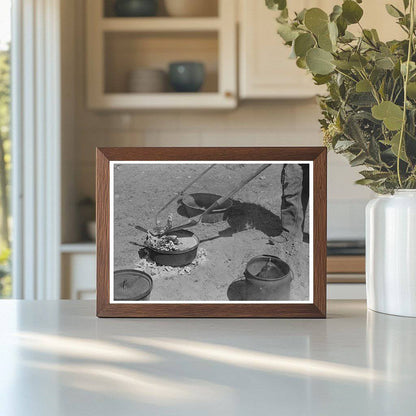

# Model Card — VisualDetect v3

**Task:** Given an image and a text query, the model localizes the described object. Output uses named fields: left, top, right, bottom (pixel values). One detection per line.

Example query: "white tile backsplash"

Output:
left=328, top=152, right=374, bottom=200
left=328, top=199, right=368, bottom=240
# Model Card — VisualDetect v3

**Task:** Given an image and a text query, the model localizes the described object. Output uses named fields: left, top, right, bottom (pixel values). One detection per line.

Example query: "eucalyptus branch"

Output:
left=397, top=0, right=415, bottom=188
left=393, top=86, right=404, bottom=103
left=358, top=22, right=378, bottom=49
left=358, top=69, right=381, bottom=104
left=267, top=0, right=416, bottom=193
left=390, top=79, right=398, bottom=101
left=334, top=68, right=358, bottom=83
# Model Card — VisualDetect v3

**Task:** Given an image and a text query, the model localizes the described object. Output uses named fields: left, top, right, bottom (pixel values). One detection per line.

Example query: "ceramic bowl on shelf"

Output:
left=114, top=0, right=158, bottom=17
left=127, top=68, right=167, bottom=93
left=168, top=62, right=205, bottom=92
left=164, top=0, right=217, bottom=17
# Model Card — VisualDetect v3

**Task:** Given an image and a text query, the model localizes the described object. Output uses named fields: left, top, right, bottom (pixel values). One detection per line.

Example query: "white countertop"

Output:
left=0, top=300, right=415, bottom=415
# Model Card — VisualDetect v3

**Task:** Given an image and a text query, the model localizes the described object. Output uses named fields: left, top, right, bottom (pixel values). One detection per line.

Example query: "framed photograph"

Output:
left=96, top=147, right=327, bottom=318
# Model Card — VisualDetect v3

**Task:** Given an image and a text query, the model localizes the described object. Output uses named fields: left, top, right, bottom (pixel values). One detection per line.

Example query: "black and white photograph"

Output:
left=110, top=161, right=313, bottom=303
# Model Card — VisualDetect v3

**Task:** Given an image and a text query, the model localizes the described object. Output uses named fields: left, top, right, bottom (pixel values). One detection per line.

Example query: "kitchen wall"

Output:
left=62, top=0, right=373, bottom=243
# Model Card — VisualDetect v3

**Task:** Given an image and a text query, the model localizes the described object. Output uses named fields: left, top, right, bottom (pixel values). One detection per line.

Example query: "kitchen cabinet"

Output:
left=87, top=0, right=405, bottom=107
left=238, top=0, right=404, bottom=99
left=61, top=244, right=96, bottom=300
left=239, top=0, right=323, bottom=99
left=86, top=0, right=237, bottom=109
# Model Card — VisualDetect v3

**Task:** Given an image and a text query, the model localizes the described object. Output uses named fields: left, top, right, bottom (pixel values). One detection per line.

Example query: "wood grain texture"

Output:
left=96, top=147, right=327, bottom=318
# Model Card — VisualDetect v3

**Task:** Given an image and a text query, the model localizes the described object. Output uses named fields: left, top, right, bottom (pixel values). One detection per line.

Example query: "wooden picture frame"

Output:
left=96, top=147, right=327, bottom=318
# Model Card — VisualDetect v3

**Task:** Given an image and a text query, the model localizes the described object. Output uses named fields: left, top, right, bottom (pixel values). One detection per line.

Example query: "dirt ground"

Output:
left=113, top=163, right=310, bottom=301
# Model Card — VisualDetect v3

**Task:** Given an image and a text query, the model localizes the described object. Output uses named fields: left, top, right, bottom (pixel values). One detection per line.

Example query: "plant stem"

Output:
left=358, top=69, right=380, bottom=104
left=390, top=79, right=398, bottom=101
left=358, top=22, right=378, bottom=49
left=334, top=68, right=357, bottom=83
left=397, top=0, right=415, bottom=188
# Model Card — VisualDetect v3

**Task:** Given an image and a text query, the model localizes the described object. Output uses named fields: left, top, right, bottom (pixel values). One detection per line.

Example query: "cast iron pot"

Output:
left=114, top=0, right=158, bottom=17
left=146, top=229, right=199, bottom=267
left=181, top=193, right=233, bottom=223
left=227, top=255, right=293, bottom=301
left=114, top=269, right=153, bottom=301
left=245, top=255, right=293, bottom=300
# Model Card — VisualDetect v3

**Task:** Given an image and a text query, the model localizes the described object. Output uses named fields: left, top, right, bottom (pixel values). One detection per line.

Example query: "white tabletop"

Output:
left=0, top=300, right=415, bottom=416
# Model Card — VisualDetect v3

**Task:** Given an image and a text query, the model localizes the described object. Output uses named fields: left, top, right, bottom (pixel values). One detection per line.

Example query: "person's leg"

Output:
left=274, top=163, right=304, bottom=242
left=301, top=164, right=309, bottom=238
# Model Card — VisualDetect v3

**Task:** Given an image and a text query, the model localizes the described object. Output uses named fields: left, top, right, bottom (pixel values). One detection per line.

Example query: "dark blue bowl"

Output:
left=169, top=62, right=205, bottom=93
left=114, top=0, right=158, bottom=17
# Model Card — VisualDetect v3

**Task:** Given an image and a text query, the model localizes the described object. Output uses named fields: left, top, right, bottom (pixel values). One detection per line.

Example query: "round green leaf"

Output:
left=266, top=0, right=287, bottom=11
left=318, top=32, right=333, bottom=52
left=306, top=48, right=335, bottom=75
left=382, top=133, right=409, bottom=162
left=350, top=53, right=368, bottom=69
left=330, top=5, right=343, bottom=22
left=336, top=15, right=348, bottom=35
left=356, top=79, right=372, bottom=92
left=313, top=74, right=332, bottom=85
left=294, top=33, right=315, bottom=57
left=296, top=8, right=307, bottom=22
left=304, top=8, right=329, bottom=35
left=318, top=21, right=338, bottom=52
left=375, top=56, right=395, bottom=70
left=317, top=22, right=338, bottom=52
left=407, top=82, right=416, bottom=99
left=277, top=23, right=299, bottom=42
left=342, top=0, right=363, bottom=24
left=328, top=21, right=338, bottom=42
left=296, top=57, right=307, bottom=69
left=371, top=101, right=403, bottom=131
left=333, top=59, right=353, bottom=70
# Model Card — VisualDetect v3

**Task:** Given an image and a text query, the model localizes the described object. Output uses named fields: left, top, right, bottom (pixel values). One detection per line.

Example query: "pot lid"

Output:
left=114, top=269, right=153, bottom=301
left=246, top=255, right=291, bottom=281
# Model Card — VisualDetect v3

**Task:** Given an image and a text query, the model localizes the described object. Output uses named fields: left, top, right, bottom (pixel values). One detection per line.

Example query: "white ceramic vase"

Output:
left=366, top=190, right=416, bottom=317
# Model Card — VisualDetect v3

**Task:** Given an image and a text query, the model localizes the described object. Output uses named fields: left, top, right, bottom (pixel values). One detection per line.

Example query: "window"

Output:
left=0, top=0, right=11, bottom=298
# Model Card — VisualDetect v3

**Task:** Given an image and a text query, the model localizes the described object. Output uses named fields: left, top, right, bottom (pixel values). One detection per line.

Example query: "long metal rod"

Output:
left=155, top=164, right=215, bottom=225
left=159, top=164, right=272, bottom=235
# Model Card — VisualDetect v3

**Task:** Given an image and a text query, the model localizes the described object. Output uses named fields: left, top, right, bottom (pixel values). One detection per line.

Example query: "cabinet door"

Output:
left=62, top=253, right=96, bottom=300
left=239, top=0, right=320, bottom=99
left=238, top=0, right=404, bottom=99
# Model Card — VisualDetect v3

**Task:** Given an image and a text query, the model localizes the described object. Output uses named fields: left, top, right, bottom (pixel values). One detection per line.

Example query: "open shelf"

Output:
left=103, top=0, right=219, bottom=18
left=61, top=242, right=96, bottom=254
left=86, top=0, right=237, bottom=109
left=104, top=31, right=219, bottom=94
left=101, top=17, right=221, bottom=32
left=90, top=92, right=235, bottom=109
